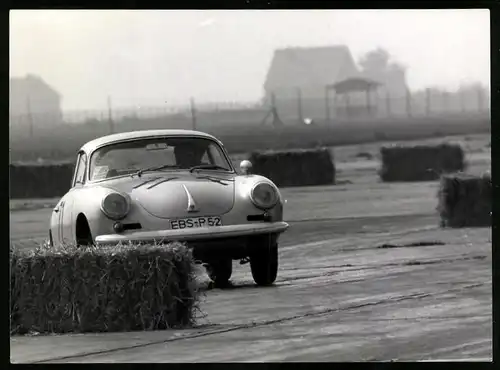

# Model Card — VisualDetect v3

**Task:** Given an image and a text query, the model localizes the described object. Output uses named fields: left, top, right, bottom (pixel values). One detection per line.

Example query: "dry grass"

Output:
left=248, top=148, right=335, bottom=187
left=10, top=242, right=199, bottom=335
left=437, top=173, right=491, bottom=228
left=379, top=143, right=465, bottom=182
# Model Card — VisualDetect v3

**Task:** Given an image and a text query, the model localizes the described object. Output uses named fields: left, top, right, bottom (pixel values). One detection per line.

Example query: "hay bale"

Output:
left=10, top=242, right=198, bottom=335
left=248, top=148, right=335, bottom=187
left=437, top=173, right=491, bottom=228
left=379, top=143, right=465, bottom=182
left=9, top=162, right=74, bottom=199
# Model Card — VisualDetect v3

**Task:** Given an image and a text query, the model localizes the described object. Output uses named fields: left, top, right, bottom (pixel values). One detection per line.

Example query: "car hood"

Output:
left=99, top=173, right=236, bottom=219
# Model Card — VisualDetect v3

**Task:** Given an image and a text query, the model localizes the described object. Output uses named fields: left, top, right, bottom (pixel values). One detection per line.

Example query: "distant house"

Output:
left=9, top=74, right=63, bottom=126
left=263, top=45, right=359, bottom=102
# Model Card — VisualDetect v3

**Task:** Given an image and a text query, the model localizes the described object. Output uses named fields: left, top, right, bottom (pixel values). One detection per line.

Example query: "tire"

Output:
left=250, top=240, right=278, bottom=286
left=206, top=259, right=233, bottom=286
left=76, top=217, right=94, bottom=247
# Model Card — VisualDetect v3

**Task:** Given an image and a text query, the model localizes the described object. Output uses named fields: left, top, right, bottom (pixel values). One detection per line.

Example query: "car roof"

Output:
left=79, top=129, right=220, bottom=154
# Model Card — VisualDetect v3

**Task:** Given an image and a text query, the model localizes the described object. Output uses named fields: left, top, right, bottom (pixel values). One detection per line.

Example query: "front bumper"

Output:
left=94, top=221, right=289, bottom=245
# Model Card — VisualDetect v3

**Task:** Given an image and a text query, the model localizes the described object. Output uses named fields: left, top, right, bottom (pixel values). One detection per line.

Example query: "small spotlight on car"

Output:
left=304, top=118, right=313, bottom=125
left=113, top=222, right=124, bottom=233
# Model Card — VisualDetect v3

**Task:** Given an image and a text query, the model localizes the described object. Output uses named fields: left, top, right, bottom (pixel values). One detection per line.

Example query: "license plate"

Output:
left=170, top=216, right=223, bottom=230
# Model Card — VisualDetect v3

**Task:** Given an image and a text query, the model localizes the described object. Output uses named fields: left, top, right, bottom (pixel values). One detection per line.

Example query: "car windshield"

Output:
left=88, top=137, right=233, bottom=181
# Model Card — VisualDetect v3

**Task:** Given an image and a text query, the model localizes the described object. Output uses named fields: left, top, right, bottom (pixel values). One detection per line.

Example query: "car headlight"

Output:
left=250, top=182, right=279, bottom=209
left=101, top=192, right=130, bottom=220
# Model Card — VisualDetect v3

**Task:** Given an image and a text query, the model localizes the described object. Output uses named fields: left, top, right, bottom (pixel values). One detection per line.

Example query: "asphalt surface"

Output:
left=10, top=137, right=492, bottom=363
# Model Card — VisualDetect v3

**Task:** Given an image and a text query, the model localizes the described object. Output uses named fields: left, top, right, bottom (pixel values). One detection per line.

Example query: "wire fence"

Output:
left=270, top=85, right=490, bottom=122
left=9, top=85, right=490, bottom=139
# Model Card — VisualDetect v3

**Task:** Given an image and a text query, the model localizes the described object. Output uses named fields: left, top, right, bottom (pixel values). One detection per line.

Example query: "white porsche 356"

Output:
left=49, top=129, right=289, bottom=286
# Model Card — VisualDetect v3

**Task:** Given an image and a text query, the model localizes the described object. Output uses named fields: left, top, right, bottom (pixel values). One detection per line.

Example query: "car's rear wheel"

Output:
left=250, top=238, right=278, bottom=286
left=206, top=259, right=233, bottom=286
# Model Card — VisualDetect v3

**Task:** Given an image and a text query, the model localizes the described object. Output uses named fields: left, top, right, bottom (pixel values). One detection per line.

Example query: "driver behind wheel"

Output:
left=174, top=143, right=206, bottom=168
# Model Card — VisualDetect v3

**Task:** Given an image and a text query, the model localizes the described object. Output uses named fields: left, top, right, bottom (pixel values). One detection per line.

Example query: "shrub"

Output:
left=248, top=148, right=335, bottom=187
left=437, top=173, right=491, bottom=228
left=10, top=163, right=74, bottom=199
left=10, top=242, right=199, bottom=335
left=379, top=143, right=465, bottom=182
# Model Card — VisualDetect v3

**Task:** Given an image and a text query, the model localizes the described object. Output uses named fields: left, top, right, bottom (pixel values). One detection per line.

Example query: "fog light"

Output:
left=114, top=222, right=124, bottom=233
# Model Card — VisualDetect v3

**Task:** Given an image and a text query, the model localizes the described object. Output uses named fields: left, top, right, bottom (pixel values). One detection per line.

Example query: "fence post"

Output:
left=297, top=87, right=303, bottom=123
left=325, top=86, right=330, bottom=123
left=442, top=91, right=448, bottom=114
left=460, top=90, right=465, bottom=113
left=26, top=95, right=34, bottom=138
left=385, top=91, right=391, bottom=117
left=107, top=95, right=114, bottom=134
left=425, top=88, right=431, bottom=117
left=190, top=97, right=197, bottom=131
left=477, top=87, right=483, bottom=113
left=405, top=88, right=412, bottom=118
left=365, top=89, right=370, bottom=115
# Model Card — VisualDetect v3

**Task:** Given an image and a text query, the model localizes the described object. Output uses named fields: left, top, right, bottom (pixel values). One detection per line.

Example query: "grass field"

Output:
left=10, top=132, right=491, bottom=362
left=9, top=113, right=490, bottom=163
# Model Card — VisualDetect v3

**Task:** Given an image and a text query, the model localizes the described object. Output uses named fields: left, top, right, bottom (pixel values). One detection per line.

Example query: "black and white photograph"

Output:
left=9, top=8, right=492, bottom=363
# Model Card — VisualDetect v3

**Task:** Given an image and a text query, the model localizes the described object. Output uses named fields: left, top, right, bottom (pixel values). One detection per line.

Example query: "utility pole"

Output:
left=297, top=87, right=303, bottom=124
left=365, top=88, right=371, bottom=116
left=26, top=95, right=33, bottom=138
left=325, top=86, right=330, bottom=123
left=425, top=88, right=431, bottom=117
left=190, top=97, right=197, bottom=131
left=405, top=88, right=412, bottom=118
left=107, top=95, right=114, bottom=134
left=442, top=91, right=449, bottom=113
left=460, top=90, right=466, bottom=113
left=385, top=91, right=391, bottom=117
left=477, top=87, right=483, bottom=113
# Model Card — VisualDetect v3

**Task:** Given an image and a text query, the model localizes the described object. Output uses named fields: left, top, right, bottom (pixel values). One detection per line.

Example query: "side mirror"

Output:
left=240, top=160, right=252, bottom=175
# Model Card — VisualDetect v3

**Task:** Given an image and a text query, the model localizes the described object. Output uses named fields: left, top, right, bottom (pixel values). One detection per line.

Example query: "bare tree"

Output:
left=358, top=47, right=391, bottom=72
left=358, top=47, right=408, bottom=99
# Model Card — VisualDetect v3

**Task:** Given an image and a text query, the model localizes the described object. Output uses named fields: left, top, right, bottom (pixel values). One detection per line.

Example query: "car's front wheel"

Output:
left=250, top=239, right=278, bottom=286
left=206, top=259, right=233, bottom=287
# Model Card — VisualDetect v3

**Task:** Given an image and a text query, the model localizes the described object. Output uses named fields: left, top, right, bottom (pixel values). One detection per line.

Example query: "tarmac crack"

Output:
left=275, top=255, right=489, bottom=284
left=31, top=282, right=487, bottom=364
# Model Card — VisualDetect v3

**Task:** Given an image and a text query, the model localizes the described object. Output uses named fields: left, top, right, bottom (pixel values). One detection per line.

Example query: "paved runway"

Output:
left=10, top=138, right=492, bottom=363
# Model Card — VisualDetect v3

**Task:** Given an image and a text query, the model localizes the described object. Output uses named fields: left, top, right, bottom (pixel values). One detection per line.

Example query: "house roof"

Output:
left=9, top=74, right=61, bottom=100
left=263, top=45, right=358, bottom=91
left=328, top=76, right=382, bottom=94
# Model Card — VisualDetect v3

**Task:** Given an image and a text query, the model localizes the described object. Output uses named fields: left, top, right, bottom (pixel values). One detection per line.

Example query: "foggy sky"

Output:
left=10, top=9, right=490, bottom=111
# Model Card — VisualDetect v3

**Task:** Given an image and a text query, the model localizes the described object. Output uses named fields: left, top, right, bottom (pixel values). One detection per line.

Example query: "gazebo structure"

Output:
left=325, top=77, right=382, bottom=120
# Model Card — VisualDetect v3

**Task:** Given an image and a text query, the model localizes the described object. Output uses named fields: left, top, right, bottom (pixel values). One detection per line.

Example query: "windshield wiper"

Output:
left=134, top=164, right=181, bottom=177
left=195, top=175, right=231, bottom=186
left=189, top=164, right=229, bottom=173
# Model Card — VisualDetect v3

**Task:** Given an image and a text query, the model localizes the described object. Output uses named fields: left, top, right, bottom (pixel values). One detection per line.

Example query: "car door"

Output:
left=61, top=151, right=87, bottom=244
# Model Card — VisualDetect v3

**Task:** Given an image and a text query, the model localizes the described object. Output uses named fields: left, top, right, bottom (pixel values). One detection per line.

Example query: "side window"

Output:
left=200, top=150, right=211, bottom=165
left=207, top=143, right=228, bottom=166
left=72, top=152, right=87, bottom=187
left=71, top=153, right=81, bottom=187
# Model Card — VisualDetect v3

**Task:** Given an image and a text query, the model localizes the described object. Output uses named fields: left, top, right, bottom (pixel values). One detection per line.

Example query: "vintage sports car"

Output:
left=49, top=129, right=289, bottom=286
